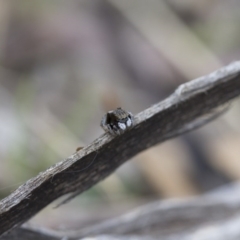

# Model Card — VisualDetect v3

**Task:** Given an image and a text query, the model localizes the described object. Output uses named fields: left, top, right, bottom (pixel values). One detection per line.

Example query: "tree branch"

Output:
left=3, top=183, right=240, bottom=240
left=1, top=62, right=240, bottom=236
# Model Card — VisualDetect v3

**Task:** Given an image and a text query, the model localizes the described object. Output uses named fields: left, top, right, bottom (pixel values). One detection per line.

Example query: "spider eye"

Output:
left=126, top=118, right=132, bottom=127
left=118, top=122, right=126, bottom=130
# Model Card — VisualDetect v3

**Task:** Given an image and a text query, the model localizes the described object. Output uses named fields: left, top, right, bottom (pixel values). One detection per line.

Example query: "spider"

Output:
left=101, top=107, right=135, bottom=136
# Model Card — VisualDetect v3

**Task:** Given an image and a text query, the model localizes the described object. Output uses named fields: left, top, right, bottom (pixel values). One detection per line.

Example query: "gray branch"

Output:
left=1, top=62, right=240, bottom=237
left=3, top=183, right=240, bottom=240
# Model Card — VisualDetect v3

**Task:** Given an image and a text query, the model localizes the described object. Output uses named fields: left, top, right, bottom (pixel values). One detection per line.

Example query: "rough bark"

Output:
left=1, top=62, right=240, bottom=237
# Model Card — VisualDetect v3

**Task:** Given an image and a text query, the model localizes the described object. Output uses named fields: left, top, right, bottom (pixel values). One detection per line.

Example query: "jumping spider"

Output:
left=101, top=107, right=135, bottom=136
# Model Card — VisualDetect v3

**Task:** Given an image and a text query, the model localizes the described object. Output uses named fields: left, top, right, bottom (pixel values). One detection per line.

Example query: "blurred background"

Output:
left=0, top=0, right=240, bottom=231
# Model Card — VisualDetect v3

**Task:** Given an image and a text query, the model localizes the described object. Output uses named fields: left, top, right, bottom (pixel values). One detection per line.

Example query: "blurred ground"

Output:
left=0, top=0, right=240, bottom=231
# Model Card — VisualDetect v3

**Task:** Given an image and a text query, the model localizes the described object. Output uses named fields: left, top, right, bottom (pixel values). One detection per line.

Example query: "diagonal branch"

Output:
left=54, top=104, right=229, bottom=208
left=1, top=62, right=240, bottom=236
